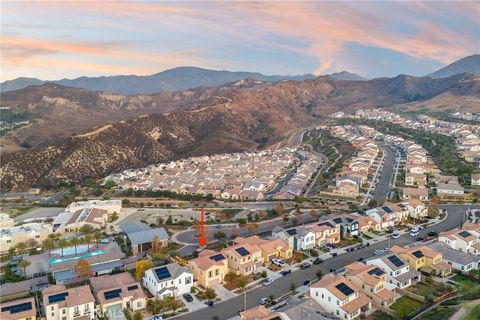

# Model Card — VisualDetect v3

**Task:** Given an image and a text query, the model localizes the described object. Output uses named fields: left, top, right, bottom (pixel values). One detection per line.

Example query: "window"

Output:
left=315, top=291, right=318, bottom=297
left=74, top=306, right=79, bottom=314
left=85, top=304, right=89, bottom=312
left=51, top=306, right=54, bottom=311
left=215, top=269, right=219, bottom=276
left=63, top=309, right=66, bottom=314
left=137, top=301, right=142, bottom=308
left=328, top=296, right=331, bottom=302
left=209, top=271, right=212, bottom=278
left=186, top=277, right=192, bottom=284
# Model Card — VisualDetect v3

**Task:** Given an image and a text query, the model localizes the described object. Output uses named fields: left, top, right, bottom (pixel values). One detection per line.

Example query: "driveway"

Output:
left=180, top=294, right=206, bottom=312
left=213, top=284, right=237, bottom=300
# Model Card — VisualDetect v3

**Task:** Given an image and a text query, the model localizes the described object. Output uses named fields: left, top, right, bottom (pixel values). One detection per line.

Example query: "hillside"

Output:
left=0, top=67, right=315, bottom=95
left=428, top=54, right=480, bottom=79
left=1, top=72, right=479, bottom=192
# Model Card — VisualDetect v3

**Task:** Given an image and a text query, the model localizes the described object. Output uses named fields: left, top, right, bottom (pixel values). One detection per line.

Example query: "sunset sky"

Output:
left=1, top=1, right=479, bottom=81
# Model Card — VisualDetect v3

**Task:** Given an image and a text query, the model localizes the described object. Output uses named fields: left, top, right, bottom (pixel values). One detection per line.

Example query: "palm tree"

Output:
left=15, top=242, right=27, bottom=254
left=42, top=238, right=56, bottom=257
left=93, top=231, right=103, bottom=248
left=18, top=259, right=30, bottom=277
left=79, top=224, right=94, bottom=236
left=84, top=234, right=93, bottom=252
left=69, top=237, right=81, bottom=255
left=57, top=239, right=69, bottom=257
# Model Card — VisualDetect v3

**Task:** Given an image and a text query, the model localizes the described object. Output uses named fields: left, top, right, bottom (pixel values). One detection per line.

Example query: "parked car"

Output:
left=390, top=233, right=400, bottom=239
left=272, top=258, right=286, bottom=267
left=313, top=258, right=323, bottom=265
left=358, top=257, right=364, bottom=262
left=263, top=277, right=274, bottom=286
left=280, top=270, right=292, bottom=276
left=410, top=232, right=419, bottom=237
left=303, top=280, right=310, bottom=286
left=415, top=237, right=425, bottom=242
left=152, top=317, right=163, bottom=320
left=208, top=300, right=214, bottom=307
left=259, top=298, right=269, bottom=305
left=428, top=231, right=438, bottom=237
left=300, top=262, right=311, bottom=269
left=183, top=293, right=193, bottom=302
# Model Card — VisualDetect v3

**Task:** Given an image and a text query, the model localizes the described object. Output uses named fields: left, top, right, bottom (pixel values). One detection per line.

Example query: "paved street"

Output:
left=372, top=145, right=396, bottom=203
left=174, top=204, right=477, bottom=320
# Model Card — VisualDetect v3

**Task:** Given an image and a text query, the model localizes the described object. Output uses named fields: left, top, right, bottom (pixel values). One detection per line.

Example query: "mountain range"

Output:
left=1, top=68, right=479, bottom=192
left=428, top=54, right=480, bottom=79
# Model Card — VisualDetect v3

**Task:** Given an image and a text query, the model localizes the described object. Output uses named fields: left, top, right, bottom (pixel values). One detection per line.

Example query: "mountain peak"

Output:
left=328, top=71, right=366, bottom=81
left=428, top=54, right=480, bottom=79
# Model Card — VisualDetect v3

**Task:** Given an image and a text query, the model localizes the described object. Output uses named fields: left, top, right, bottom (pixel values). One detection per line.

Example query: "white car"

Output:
left=259, top=297, right=269, bottom=305
left=390, top=233, right=400, bottom=239
left=410, top=232, right=419, bottom=237
left=263, top=277, right=274, bottom=286
left=271, top=259, right=286, bottom=267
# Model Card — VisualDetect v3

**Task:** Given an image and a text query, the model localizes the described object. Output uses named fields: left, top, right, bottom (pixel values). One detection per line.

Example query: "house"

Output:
left=400, top=199, right=428, bottom=219
left=365, top=207, right=395, bottom=229
left=310, top=274, right=371, bottom=320
left=471, top=173, right=480, bottom=187
left=222, top=243, right=263, bottom=276
left=429, top=242, right=480, bottom=272
left=345, top=263, right=396, bottom=307
left=383, top=202, right=409, bottom=222
left=438, top=223, right=480, bottom=254
left=143, top=264, right=193, bottom=299
left=323, top=215, right=360, bottom=239
left=305, top=221, right=341, bottom=246
left=402, top=188, right=428, bottom=201
left=405, top=173, right=427, bottom=187
left=272, top=226, right=315, bottom=251
left=366, top=253, right=421, bottom=290
left=277, top=298, right=337, bottom=320
left=120, top=222, right=169, bottom=254
left=437, top=183, right=465, bottom=197
left=390, top=245, right=452, bottom=277
left=52, top=208, right=110, bottom=233
left=0, top=297, right=37, bottom=320
left=232, top=236, right=293, bottom=263
left=43, top=285, right=95, bottom=320
left=0, top=223, right=52, bottom=253
left=354, top=216, right=380, bottom=234
left=239, top=305, right=286, bottom=320
left=90, top=272, right=147, bottom=315
left=188, top=250, right=229, bottom=288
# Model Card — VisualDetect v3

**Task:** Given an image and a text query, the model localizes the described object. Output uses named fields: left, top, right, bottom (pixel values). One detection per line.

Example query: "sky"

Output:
left=1, top=1, right=479, bottom=82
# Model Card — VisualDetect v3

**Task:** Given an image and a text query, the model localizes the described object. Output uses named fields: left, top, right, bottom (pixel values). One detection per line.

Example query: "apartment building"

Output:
left=43, top=285, right=95, bottom=320
left=90, top=272, right=146, bottom=315
left=0, top=223, right=52, bottom=252
left=366, top=253, right=420, bottom=290
left=310, top=274, right=371, bottom=320
left=232, top=236, right=292, bottom=262
left=188, top=250, right=228, bottom=288
left=222, top=243, right=263, bottom=276
left=390, top=245, right=452, bottom=277
left=143, top=264, right=193, bottom=299
left=345, top=263, right=396, bottom=307
left=0, top=297, right=37, bottom=320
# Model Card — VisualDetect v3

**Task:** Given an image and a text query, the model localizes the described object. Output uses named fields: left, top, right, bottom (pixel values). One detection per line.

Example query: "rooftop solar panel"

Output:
left=411, top=250, right=424, bottom=258
left=210, top=254, right=226, bottom=261
left=367, top=267, right=385, bottom=276
left=235, top=247, right=250, bottom=256
left=333, top=218, right=343, bottom=224
left=1, top=302, right=32, bottom=314
left=318, top=222, right=334, bottom=228
left=104, top=289, right=122, bottom=300
left=387, top=255, right=405, bottom=267
left=335, top=282, right=354, bottom=296
left=458, top=231, right=472, bottom=238
left=270, top=317, right=282, bottom=320
left=286, top=229, right=297, bottom=236
left=382, top=206, right=393, bottom=213
left=127, top=285, right=138, bottom=291
left=154, top=267, right=172, bottom=281
left=48, top=292, right=69, bottom=304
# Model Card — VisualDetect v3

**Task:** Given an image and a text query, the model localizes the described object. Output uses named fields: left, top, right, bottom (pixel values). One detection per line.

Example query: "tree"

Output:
left=368, top=199, right=378, bottom=209
left=94, top=231, right=103, bottom=248
left=247, top=223, right=258, bottom=234
left=26, top=238, right=38, bottom=249
left=213, top=231, right=226, bottom=240
left=290, top=283, right=296, bottom=292
left=42, top=238, right=56, bottom=257
left=18, top=259, right=30, bottom=277
left=237, top=218, right=247, bottom=226
left=104, top=180, right=117, bottom=189
left=295, top=196, right=305, bottom=204
left=135, top=259, right=153, bottom=281
left=79, top=224, right=95, bottom=235
left=316, top=270, right=323, bottom=279
left=133, top=312, right=143, bottom=320
left=110, top=212, right=119, bottom=222
left=75, top=258, right=93, bottom=278
left=206, top=193, right=214, bottom=201
left=15, top=242, right=27, bottom=254
left=57, top=239, right=69, bottom=257
left=84, top=234, right=93, bottom=252
left=70, top=237, right=81, bottom=255
left=276, top=203, right=285, bottom=216
left=205, top=287, right=216, bottom=300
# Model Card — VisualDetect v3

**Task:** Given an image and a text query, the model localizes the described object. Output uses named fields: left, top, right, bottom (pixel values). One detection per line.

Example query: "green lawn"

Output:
left=419, top=306, right=457, bottom=320
left=462, top=303, right=480, bottom=320
left=391, top=296, right=423, bottom=319
left=408, top=282, right=452, bottom=299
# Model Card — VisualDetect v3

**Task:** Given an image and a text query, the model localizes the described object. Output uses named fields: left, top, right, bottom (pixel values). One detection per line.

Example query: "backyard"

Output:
left=390, top=296, right=423, bottom=319
left=407, top=281, right=453, bottom=300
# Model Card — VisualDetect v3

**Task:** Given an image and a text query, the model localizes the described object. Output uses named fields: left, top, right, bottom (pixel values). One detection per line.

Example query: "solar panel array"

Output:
left=154, top=267, right=172, bottom=281
left=387, top=255, right=405, bottom=267
left=335, top=282, right=354, bottom=296
left=382, top=206, right=393, bottom=213
left=411, top=250, right=424, bottom=258
left=48, top=292, right=69, bottom=304
left=235, top=247, right=250, bottom=257
left=210, top=254, right=226, bottom=261
left=286, top=229, right=297, bottom=236
left=270, top=317, right=282, bottom=320
left=1, top=302, right=32, bottom=314
left=367, top=267, right=385, bottom=276
left=104, top=289, right=122, bottom=300
left=318, top=222, right=334, bottom=228
left=333, top=218, right=343, bottom=224
left=458, top=231, right=472, bottom=238
left=127, top=285, right=138, bottom=291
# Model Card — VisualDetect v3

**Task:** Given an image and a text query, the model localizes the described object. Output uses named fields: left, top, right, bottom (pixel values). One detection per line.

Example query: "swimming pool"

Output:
left=48, top=249, right=104, bottom=265
left=52, top=244, right=90, bottom=256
